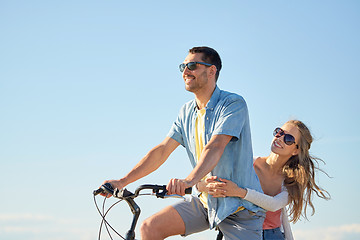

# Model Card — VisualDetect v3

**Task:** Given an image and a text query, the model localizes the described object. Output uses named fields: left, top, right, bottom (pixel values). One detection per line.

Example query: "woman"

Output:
left=197, top=120, right=330, bottom=239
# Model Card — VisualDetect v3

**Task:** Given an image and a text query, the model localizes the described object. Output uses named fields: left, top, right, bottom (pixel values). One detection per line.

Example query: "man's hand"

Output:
left=166, top=178, right=192, bottom=196
left=99, top=179, right=125, bottom=197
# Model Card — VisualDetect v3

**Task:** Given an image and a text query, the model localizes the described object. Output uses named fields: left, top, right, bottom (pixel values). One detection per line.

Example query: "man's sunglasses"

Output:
left=273, top=127, right=298, bottom=148
left=179, top=61, right=213, bottom=72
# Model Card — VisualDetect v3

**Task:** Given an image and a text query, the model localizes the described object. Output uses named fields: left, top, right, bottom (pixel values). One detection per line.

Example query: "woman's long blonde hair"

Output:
left=282, top=120, right=330, bottom=223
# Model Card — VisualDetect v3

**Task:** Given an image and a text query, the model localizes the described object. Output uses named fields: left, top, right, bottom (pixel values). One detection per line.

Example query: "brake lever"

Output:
left=113, top=188, right=135, bottom=199
left=162, top=194, right=187, bottom=200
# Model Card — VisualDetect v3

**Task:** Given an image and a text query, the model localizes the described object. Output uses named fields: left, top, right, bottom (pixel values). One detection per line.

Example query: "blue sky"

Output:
left=1, top=1, right=359, bottom=239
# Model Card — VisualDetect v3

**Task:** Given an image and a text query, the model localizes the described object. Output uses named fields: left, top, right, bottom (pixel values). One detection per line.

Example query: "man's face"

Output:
left=182, top=53, right=210, bottom=93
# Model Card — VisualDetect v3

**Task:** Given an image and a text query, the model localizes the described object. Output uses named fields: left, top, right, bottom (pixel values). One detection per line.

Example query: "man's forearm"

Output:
left=185, top=134, right=232, bottom=186
left=185, top=147, right=222, bottom=186
left=121, top=147, right=165, bottom=186
left=121, top=137, right=179, bottom=187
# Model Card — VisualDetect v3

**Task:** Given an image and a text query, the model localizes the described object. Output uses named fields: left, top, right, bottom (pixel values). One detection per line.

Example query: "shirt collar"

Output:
left=206, top=85, right=220, bottom=111
left=192, top=85, right=220, bottom=111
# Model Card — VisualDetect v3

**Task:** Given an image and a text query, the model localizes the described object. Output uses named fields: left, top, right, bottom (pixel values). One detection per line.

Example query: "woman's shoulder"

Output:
left=253, top=156, right=268, bottom=174
left=253, top=156, right=266, bottom=165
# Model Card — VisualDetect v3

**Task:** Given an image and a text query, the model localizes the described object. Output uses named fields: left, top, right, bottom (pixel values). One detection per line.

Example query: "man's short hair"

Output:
left=189, top=46, right=222, bottom=81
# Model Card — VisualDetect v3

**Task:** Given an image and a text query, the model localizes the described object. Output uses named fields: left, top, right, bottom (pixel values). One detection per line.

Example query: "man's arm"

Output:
left=167, top=134, right=232, bottom=195
left=103, top=136, right=180, bottom=191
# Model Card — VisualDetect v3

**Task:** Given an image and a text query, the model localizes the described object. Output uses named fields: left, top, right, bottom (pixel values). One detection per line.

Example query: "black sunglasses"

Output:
left=179, top=61, right=212, bottom=72
left=273, top=127, right=298, bottom=148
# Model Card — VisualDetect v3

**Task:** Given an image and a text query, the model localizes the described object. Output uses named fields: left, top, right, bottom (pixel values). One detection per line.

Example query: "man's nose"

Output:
left=183, top=65, right=193, bottom=75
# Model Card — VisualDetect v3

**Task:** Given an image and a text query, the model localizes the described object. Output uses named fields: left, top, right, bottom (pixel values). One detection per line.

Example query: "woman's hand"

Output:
left=196, top=176, right=219, bottom=193
left=206, top=177, right=247, bottom=198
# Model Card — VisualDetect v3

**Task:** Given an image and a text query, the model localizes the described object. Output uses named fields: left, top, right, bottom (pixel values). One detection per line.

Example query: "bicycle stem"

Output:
left=124, top=198, right=140, bottom=240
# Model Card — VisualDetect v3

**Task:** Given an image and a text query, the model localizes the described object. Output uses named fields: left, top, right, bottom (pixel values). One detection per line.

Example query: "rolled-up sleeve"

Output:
left=212, top=96, right=248, bottom=141
left=167, top=108, right=185, bottom=147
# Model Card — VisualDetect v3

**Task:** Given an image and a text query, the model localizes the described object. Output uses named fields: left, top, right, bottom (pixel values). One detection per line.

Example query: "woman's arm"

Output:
left=205, top=177, right=289, bottom=211
left=281, top=208, right=294, bottom=240
left=244, top=187, right=289, bottom=211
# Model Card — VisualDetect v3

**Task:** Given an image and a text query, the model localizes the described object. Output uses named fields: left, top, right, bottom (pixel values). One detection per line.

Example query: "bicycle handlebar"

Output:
left=93, top=183, right=192, bottom=199
left=93, top=183, right=192, bottom=240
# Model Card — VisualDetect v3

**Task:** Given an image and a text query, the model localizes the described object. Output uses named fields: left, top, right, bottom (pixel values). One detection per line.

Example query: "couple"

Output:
left=101, top=46, right=330, bottom=239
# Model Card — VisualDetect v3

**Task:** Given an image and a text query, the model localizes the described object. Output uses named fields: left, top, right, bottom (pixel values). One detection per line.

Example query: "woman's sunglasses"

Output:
left=273, top=127, right=298, bottom=148
left=179, top=61, right=213, bottom=72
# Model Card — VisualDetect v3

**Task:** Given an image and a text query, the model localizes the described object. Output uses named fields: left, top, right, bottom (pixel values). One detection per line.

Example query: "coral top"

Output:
left=263, top=208, right=282, bottom=229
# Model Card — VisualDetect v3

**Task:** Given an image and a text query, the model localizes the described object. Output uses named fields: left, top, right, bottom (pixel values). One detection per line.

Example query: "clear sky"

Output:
left=1, top=1, right=359, bottom=240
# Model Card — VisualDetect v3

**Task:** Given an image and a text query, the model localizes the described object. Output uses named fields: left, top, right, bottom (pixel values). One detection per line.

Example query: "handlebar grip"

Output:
left=185, top=187, right=192, bottom=194
left=93, top=183, right=114, bottom=196
left=93, top=188, right=103, bottom=196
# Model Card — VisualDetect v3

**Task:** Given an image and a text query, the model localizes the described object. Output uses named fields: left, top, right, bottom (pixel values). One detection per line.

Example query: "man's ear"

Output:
left=209, top=65, right=217, bottom=78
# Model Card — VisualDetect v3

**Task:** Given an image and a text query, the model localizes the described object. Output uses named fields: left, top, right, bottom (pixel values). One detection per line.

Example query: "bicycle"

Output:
left=93, top=183, right=194, bottom=240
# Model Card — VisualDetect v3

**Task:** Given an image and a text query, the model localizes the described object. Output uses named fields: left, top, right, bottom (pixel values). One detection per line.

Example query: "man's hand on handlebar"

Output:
left=166, top=178, right=192, bottom=196
left=100, top=179, right=125, bottom=197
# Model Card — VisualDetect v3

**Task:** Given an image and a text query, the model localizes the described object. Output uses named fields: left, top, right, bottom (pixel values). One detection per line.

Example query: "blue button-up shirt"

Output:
left=168, top=86, right=264, bottom=228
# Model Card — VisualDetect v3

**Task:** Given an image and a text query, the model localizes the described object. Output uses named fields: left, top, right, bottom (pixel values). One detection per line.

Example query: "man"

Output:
left=103, top=46, right=265, bottom=239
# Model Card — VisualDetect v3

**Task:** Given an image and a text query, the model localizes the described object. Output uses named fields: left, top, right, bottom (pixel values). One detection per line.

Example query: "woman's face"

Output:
left=271, top=123, right=301, bottom=158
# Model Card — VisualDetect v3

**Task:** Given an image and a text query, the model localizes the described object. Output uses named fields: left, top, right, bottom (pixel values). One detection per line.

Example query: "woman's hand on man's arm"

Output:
left=197, top=176, right=247, bottom=198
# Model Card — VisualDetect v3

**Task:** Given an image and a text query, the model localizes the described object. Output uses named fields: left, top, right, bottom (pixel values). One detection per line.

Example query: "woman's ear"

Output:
left=292, top=147, right=300, bottom=156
